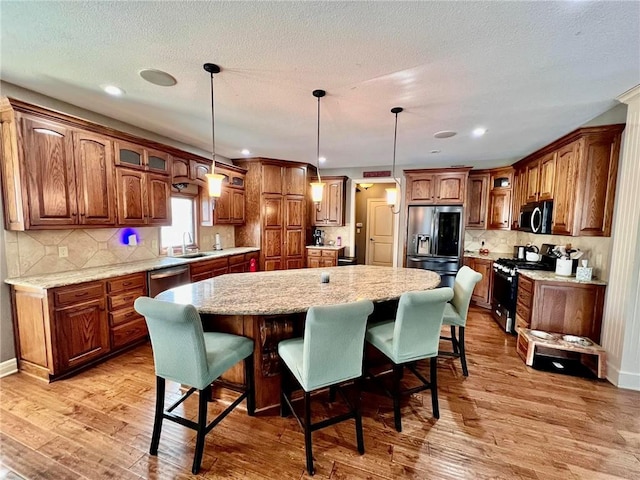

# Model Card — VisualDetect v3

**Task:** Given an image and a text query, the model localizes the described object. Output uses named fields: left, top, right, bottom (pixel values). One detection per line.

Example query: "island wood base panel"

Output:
left=2, top=308, right=639, bottom=480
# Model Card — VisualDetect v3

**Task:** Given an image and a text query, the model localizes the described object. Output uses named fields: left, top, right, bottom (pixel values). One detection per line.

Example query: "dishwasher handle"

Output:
left=149, top=266, right=190, bottom=280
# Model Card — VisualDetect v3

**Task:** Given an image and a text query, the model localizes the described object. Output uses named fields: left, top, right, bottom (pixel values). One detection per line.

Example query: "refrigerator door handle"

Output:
left=432, top=209, right=439, bottom=256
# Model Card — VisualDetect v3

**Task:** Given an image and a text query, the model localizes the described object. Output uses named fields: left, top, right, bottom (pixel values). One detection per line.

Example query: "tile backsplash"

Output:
left=4, top=225, right=236, bottom=278
left=464, top=229, right=612, bottom=280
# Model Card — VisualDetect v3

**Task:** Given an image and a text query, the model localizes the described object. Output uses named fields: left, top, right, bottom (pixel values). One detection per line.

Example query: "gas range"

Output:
left=491, top=257, right=554, bottom=334
left=494, top=257, right=555, bottom=277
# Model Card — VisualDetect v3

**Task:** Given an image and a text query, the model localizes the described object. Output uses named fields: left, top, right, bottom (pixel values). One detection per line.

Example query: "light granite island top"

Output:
left=4, top=247, right=260, bottom=289
left=156, top=265, right=442, bottom=315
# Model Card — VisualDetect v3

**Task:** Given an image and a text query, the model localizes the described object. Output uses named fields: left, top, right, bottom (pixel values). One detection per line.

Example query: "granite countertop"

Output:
left=5, top=247, right=260, bottom=289
left=463, top=251, right=505, bottom=261
left=156, top=265, right=441, bottom=315
left=518, top=269, right=607, bottom=286
left=305, top=245, right=346, bottom=251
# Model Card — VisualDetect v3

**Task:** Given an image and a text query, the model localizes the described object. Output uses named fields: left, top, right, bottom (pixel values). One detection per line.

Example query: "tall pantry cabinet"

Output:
left=234, top=158, right=308, bottom=271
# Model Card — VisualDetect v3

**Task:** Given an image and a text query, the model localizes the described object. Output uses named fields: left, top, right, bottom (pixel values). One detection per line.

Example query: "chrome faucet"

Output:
left=182, top=232, right=193, bottom=254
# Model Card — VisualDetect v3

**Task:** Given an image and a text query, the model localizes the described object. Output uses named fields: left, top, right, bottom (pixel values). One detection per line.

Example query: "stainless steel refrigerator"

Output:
left=405, top=205, right=464, bottom=287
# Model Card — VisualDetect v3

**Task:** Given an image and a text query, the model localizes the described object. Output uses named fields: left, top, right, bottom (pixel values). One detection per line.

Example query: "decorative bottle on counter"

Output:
left=337, top=236, right=342, bottom=246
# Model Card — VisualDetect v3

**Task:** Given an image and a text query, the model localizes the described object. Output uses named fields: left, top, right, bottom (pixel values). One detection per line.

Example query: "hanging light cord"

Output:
left=209, top=72, right=216, bottom=161
left=316, top=93, right=322, bottom=184
left=390, top=106, right=403, bottom=215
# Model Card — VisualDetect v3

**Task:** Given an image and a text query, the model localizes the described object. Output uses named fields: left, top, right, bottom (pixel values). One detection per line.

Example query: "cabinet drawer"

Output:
left=190, top=257, right=228, bottom=276
left=307, top=249, right=322, bottom=257
left=321, top=250, right=338, bottom=259
left=228, top=254, right=245, bottom=266
left=107, top=273, right=146, bottom=294
left=516, top=302, right=531, bottom=323
left=109, top=307, right=144, bottom=327
left=516, top=331, right=530, bottom=362
left=515, top=313, right=530, bottom=331
left=246, top=251, right=259, bottom=262
left=54, top=282, right=104, bottom=307
left=228, top=264, right=245, bottom=274
left=518, top=275, right=533, bottom=293
left=517, top=287, right=532, bottom=308
left=108, top=288, right=146, bottom=311
left=111, top=318, right=148, bottom=349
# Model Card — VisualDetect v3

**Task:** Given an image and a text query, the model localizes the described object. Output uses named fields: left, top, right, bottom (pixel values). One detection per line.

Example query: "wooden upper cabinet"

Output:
left=115, top=169, right=146, bottom=225
left=524, top=160, right=540, bottom=204
left=408, top=174, right=436, bottom=204
left=406, top=169, right=470, bottom=205
left=115, top=140, right=170, bottom=175
left=551, top=142, right=577, bottom=236
left=213, top=163, right=246, bottom=225
left=538, top=152, right=556, bottom=201
left=73, top=132, right=116, bottom=225
left=436, top=173, right=467, bottom=203
left=488, top=190, right=512, bottom=230
left=172, top=156, right=212, bottom=187
left=146, top=173, right=171, bottom=225
left=115, top=169, right=171, bottom=226
left=285, top=165, right=306, bottom=196
left=262, top=164, right=283, bottom=194
left=466, top=173, right=489, bottom=229
left=21, top=116, right=78, bottom=226
left=312, top=176, right=346, bottom=226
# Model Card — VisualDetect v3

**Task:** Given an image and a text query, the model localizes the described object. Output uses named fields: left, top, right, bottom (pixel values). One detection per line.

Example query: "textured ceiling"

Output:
left=1, top=1, right=639, bottom=170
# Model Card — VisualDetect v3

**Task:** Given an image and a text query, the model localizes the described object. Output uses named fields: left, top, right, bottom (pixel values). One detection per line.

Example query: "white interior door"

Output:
left=365, top=199, right=394, bottom=266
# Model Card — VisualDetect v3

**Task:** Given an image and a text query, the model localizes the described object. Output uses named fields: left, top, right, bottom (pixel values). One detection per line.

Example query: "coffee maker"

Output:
left=312, top=229, right=324, bottom=246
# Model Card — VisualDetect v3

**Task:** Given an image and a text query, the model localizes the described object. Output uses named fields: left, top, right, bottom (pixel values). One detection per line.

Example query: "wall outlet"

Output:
left=152, top=240, right=158, bottom=252
left=58, top=246, right=68, bottom=258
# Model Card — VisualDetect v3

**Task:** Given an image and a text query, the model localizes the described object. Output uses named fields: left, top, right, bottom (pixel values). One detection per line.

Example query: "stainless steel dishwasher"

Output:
left=147, top=265, right=191, bottom=297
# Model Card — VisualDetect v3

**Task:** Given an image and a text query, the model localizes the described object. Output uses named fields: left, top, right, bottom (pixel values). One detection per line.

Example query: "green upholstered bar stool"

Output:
left=134, top=297, right=255, bottom=475
left=278, top=299, right=374, bottom=476
left=439, top=266, right=483, bottom=376
left=365, top=288, right=453, bottom=432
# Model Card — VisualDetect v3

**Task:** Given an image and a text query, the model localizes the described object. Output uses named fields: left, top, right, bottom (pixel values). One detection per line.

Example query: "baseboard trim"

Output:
left=0, top=358, right=18, bottom=378
left=606, top=363, right=640, bottom=391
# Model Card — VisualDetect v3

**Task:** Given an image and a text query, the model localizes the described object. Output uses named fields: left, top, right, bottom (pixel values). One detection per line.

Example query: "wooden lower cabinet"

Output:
left=306, top=247, right=344, bottom=268
left=463, top=257, right=493, bottom=309
left=515, top=274, right=605, bottom=343
left=107, top=272, right=148, bottom=349
left=190, top=257, right=229, bottom=282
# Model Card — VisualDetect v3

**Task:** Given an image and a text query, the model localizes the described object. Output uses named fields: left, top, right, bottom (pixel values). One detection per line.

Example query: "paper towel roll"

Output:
left=215, top=233, right=222, bottom=250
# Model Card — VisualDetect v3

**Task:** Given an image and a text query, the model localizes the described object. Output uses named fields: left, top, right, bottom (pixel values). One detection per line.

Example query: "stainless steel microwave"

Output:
left=519, top=201, right=553, bottom=234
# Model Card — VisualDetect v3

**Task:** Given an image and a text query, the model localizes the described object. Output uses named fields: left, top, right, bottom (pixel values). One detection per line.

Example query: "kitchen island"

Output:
left=156, top=265, right=441, bottom=410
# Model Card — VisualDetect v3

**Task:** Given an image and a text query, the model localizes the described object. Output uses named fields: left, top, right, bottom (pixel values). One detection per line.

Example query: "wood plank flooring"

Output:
left=1, top=307, right=639, bottom=479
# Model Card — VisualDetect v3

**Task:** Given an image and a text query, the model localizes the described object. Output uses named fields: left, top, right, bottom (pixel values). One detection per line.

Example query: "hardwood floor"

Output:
left=1, top=307, right=639, bottom=479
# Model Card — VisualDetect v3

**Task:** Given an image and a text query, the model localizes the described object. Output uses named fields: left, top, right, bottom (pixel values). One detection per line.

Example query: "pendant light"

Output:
left=203, top=63, right=225, bottom=198
left=386, top=107, right=403, bottom=214
left=310, top=89, right=326, bottom=206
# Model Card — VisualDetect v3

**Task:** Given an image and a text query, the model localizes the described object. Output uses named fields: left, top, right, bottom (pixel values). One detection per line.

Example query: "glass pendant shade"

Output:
left=386, top=187, right=398, bottom=206
left=206, top=173, right=224, bottom=197
left=311, top=182, right=325, bottom=203
left=359, top=183, right=374, bottom=190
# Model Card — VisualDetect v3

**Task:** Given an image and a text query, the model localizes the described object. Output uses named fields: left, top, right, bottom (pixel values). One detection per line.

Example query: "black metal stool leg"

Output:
left=450, top=325, right=459, bottom=354
left=329, top=385, right=337, bottom=402
left=280, top=368, right=292, bottom=418
left=459, top=327, right=468, bottom=376
left=245, top=354, right=255, bottom=416
left=304, top=392, right=315, bottom=475
left=430, top=357, right=439, bottom=419
left=150, top=376, right=165, bottom=456
left=354, top=379, right=365, bottom=454
left=393, top=364, right=403, bottom=432
left=192, top=386, right=210, bottom=474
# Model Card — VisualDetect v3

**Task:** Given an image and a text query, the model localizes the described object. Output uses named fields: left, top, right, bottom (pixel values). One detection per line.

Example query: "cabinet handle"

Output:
left=75, top=291, right=88, bottom=297
left=123, top=296, right=133, bottom=302
left=123, top=281, right=132, bottom=286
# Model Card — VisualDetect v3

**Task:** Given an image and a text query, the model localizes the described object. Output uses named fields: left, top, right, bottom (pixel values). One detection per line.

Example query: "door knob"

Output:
left=370, top=238, right=375, bottom=241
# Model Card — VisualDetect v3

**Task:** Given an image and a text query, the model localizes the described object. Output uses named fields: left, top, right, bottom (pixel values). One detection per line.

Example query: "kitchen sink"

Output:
left=179, top=252, right=210, bottom=259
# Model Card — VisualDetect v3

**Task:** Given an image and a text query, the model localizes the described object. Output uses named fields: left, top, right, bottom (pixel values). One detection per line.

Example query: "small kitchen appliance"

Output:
left=514, top=245, right=526, bottom=260
left=312, top=229, right=324, bottom=246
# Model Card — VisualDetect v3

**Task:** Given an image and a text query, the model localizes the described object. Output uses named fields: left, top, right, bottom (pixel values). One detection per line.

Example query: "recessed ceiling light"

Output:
left=103, top=85, right=125, bottom=96
left=472, top=127, right=487, bottom=137
left=430, top=150, right=441, bottom=154
left=319, top=156, right=326, bottom=163
left=434, top=130, right=457, bottom=139
left=241, top=149, right=251, bottom=155
left=139, top=69, right=177, bottom=87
